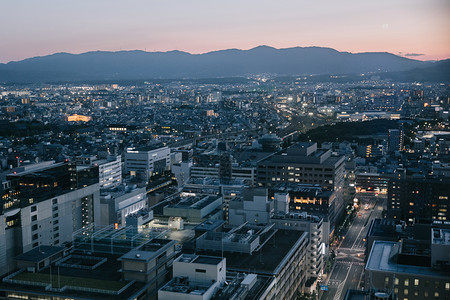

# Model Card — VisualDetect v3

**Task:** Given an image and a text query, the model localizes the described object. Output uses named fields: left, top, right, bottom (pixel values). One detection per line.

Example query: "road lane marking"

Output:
left=334, top=265, right=352, bottom=300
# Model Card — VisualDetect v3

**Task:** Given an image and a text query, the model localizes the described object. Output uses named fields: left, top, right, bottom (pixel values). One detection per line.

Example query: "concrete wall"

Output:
left=173, top=257, right=226, bottom=284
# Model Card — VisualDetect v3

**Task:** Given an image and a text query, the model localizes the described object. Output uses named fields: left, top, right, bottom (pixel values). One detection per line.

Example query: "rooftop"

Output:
left=367, top=219, right=398, bottom=238
left=432, top=228, right=450, bottom=245
left=366, top=241, right=449, bottom=277
left=120, top=239, right=176, bottom=262
left=177, top=254, right=224, bottom=265
left=272, top=183, right=332, bottom=197
left=159, top=277, right=211, bottom=296
left=165, top=195, right=221, bottom=210
left=15, top=246, right=65, bottom=263
left=0, top=252, right=146, bottom=300
left=199, top=229, right=307, bottom=275
left=194, top=219, right=225, bottom=232
left=343, top=290, right=395, bottom=300
left=132, top=145, right=167, bottom=152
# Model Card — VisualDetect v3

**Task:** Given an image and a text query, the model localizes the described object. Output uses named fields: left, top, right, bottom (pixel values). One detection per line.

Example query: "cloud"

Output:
left=404, top=53, right=424, bottom=57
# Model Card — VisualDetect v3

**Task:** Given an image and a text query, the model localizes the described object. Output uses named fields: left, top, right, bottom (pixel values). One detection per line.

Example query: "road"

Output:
left=320, top=194, right=385, bottom=300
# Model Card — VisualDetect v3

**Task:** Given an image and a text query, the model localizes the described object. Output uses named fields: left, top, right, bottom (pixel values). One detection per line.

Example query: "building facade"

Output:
left=125, top=146, right=171, bottom=181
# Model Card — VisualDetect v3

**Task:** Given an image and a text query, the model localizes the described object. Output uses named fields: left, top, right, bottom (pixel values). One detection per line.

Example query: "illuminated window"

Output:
left=404, top=279, right=409, bottom=286
left=414, top=279, right=419, bottom=286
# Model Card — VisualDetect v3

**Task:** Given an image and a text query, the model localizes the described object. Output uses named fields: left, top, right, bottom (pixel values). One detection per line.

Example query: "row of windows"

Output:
left=264, top=166, right=334, bottom=172
left=386, top=277, right=450, bottom=290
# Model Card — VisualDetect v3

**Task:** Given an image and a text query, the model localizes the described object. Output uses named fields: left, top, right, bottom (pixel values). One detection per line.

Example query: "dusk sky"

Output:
left=1, top=0, right=449, bottom=63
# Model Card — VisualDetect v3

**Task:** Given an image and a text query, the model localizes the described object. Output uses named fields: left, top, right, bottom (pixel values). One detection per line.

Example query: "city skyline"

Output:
left=1, top=0, right=449, bottom=63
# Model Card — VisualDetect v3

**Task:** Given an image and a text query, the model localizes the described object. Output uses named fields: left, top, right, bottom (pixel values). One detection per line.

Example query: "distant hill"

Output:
left=0, top=46, right=435, bottom=83
left=377, top=59, right=450, bottom=82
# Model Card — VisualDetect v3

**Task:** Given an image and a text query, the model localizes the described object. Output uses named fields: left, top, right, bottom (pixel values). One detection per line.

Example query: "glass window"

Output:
left=404, top=279, right=409, bottom=286
left=414, top=279, right=419, bottom=286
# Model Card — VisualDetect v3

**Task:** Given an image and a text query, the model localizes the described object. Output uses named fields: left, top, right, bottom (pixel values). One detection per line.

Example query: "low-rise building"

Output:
left=196, top=223, right=309, bottom=299
left=163, top=195, right=223, bottom=223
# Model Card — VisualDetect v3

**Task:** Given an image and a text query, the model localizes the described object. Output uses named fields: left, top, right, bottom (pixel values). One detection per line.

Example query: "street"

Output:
left=320, top=194, right=385, bottom=300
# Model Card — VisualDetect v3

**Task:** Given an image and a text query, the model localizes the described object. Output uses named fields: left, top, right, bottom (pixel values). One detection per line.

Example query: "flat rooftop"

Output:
left=165, top=195, right=221, bottom=210
left=15, top=246, right=64, bottom=263
left=432, top=228, right=450, bottom=245
left=120, top=239, right=176, bottom=262
left=344, top=290, right=395, bottom=300
left=160, top=277, right=211, bottom=296
left=194, top=219, right=224, bottom=232
left=366, top=241, right=449, bottom=277
left=131, top=145, right=167, bottom=152
left=199, top=229, right=306, bottom=275
left=186, top=177, right=246, bottom=187
left=367, top=219, right=397, bottom=238
left=0, top=252, right=146, bottom=300
left=273, top=183, right=332, bottom=197
left=191, top=255, right=223, bottom=265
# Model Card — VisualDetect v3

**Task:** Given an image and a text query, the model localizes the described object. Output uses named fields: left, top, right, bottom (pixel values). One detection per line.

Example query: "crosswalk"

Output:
left=335, top=260, right=365, bottom=266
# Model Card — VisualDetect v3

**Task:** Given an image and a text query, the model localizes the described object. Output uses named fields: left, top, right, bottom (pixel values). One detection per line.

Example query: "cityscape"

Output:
left=0, top=1, right=449, bottom=300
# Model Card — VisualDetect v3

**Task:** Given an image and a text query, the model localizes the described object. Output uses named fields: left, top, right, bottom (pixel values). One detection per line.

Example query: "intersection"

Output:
left=320, top=194, right=385, bottom=300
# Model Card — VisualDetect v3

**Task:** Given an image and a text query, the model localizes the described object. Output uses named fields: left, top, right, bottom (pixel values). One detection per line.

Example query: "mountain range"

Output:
left=0, top=46, right=447, bottom=83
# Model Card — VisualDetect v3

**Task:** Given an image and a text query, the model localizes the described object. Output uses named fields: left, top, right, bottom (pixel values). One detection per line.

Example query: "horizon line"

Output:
left=2, top=45, right=448, bottom=64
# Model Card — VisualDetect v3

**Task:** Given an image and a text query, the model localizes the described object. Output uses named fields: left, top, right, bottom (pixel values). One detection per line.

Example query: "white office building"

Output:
left=125, top=146, right=171, bottom=181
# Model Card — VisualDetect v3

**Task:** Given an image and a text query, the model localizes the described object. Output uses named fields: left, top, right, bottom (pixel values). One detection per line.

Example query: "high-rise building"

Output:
left=387, top=176, right=450, bottom=223
left=388, top=128, right=404, bottom=152
left=257, top=142, right=345, bottom=192
left=257, top=142, right=345, bottom=227
left=76, top=155, right=122, bottom=189
left=0, top=162, right=100, bottom=275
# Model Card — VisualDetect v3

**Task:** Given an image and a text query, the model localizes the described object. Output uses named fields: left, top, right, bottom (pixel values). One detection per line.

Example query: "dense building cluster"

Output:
left=0, top=79, right=449, bottom=300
